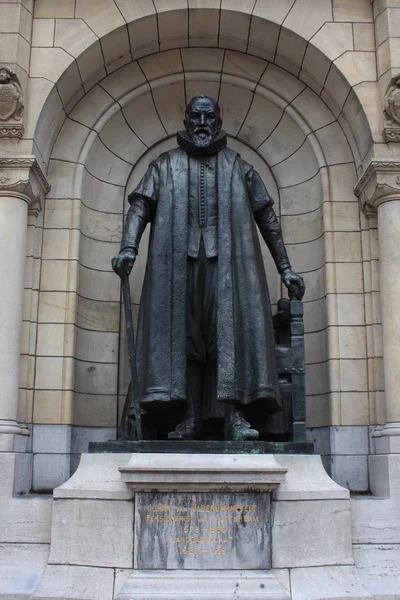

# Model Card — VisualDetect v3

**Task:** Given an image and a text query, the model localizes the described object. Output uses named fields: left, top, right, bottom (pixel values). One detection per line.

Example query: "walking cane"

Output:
left=121, top=273, right=142, bottom=440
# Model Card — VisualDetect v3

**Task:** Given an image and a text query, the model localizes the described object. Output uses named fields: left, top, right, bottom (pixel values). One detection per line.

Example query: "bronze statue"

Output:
left=112, top=95, right=305, bottom=441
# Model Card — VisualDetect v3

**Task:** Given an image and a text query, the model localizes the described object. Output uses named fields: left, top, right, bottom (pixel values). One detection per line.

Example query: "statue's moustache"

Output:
left=194, top=126, right=212, bottom=134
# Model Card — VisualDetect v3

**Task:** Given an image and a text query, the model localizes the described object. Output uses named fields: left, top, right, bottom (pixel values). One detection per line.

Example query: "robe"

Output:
left=122, top=146, right=291, bottom=428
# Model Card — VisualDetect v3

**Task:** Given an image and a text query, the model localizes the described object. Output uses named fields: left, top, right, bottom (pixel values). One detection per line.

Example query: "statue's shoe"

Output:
left=224, top=410, right=259, bottom=441
left=167, top=416, right=198, bottom=440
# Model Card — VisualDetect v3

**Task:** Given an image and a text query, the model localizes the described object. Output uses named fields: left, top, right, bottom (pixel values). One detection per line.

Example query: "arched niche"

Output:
left=31, top=8, right=373, bottom=174
left=29, top=21, right=375, bottom=442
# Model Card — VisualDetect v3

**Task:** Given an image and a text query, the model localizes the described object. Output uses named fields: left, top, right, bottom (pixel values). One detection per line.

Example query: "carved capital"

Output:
left=0, top=156, right=50, bottom=216
left=0, top=66, right=24, bottom=139
left=354, top=160, right=400, bottom=217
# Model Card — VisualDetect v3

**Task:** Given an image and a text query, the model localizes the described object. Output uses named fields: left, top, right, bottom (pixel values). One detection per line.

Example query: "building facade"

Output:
left=1, top=0, right=400, bottom=598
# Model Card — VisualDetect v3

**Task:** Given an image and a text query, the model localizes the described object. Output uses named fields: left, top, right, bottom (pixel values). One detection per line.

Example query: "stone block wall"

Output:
left=0, top=0, right=393, bottom=493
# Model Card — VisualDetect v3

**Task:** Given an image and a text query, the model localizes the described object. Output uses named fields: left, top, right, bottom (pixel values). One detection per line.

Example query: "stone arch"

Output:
left=31, top=6, right=374, bottom=171
left=27, top=5, right=377, bottom=457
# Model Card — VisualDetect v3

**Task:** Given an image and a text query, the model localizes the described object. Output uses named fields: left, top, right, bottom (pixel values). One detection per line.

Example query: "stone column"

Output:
left=0, top=157, right=49, bottom=452
left=355, top=159, right=400, bottom=454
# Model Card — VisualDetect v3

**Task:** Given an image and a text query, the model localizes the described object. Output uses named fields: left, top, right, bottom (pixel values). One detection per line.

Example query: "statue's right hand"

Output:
left=111, top=248, right=137, bottom=279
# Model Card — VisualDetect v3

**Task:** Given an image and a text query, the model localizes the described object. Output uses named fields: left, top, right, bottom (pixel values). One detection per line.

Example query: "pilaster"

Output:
left=0, top=155, right=49, bottom=214
left=354, top=158, right=400, bottom=216
left=0, top=156, right=49, bottom=452
left=355, top=160, right=400, bottom=458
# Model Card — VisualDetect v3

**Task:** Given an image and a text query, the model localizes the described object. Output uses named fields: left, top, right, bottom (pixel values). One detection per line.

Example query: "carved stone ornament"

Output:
left=0, top=66, right=24, bottom=139
left=354, top=159, right=400, bottom=217
left=0, top=156, right=50, bottom=216
left=383, top=75, right=400, bottom=143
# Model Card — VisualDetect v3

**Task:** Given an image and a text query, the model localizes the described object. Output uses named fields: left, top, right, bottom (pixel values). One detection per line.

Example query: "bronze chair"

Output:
left=266, top=298, right=306, bottom=443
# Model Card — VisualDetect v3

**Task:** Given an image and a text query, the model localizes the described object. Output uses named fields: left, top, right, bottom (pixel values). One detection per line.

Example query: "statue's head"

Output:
left=0, top=67, right=12, bottom=84
left=184, top=95, right=222, bottom=148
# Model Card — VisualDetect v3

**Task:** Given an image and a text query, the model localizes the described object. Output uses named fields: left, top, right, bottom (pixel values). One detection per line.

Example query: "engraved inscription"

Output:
left=135, top=492, right=270, bottom=570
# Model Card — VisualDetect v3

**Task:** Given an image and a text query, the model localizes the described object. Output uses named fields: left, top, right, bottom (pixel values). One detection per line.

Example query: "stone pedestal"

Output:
left=120, top=452, right=285, bottom=586
left=116, top=570, right=289, bottom=600
left=30, top=451, right=366, bottom=600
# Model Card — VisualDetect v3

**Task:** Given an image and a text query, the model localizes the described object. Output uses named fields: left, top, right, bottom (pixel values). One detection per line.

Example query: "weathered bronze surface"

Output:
left=88, top=440, right=314, bottom=454
left=112, top=95, right=305, bottom=441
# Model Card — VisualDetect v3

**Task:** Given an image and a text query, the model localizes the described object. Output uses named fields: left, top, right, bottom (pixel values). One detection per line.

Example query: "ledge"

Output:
left=119, top=453, right=288, bottom=492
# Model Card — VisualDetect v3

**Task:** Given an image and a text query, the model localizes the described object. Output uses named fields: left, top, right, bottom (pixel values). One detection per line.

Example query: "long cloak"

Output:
left=130, top=147, right=282, bottom=426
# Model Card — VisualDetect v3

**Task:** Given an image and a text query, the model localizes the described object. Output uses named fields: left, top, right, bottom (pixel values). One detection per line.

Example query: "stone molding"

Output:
left=0, top=156, right=50, bottom=216
left=354, top=159, right=400, bottom=217
left=119, top=453, right=288, bottom=492
left=372, top=422, right=400, bottom=454
left=0, top=66, right=24, bottom=139
left=383, top=75, right=400, bottom=143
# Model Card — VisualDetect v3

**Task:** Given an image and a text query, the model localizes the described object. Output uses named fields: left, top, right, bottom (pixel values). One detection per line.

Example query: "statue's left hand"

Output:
left=281, top=268, right=305, bottom=300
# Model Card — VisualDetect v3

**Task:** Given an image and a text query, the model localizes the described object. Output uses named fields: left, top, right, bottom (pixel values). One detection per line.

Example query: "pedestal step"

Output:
left=115, top=570, right=290, bottom=600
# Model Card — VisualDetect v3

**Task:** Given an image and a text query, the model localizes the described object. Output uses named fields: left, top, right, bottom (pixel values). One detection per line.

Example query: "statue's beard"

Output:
left=190, top=127, right=215, bottom=148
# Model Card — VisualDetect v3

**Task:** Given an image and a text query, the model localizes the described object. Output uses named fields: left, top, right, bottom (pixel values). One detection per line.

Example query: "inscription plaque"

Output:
left=135, top=492, right=270, bottom=570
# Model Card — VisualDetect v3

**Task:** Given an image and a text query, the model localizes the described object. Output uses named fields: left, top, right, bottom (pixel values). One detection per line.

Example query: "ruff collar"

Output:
left=177, top=130, right=227, bottom=156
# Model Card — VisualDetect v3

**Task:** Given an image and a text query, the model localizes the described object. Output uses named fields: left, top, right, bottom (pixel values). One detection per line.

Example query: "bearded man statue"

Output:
left=112, top=95, right=305, bottom=441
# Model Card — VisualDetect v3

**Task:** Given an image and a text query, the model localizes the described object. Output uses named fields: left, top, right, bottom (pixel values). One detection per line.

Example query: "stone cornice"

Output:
left=354, top=159, right=400, bottom=217
left=0, top=156, right=50, bottom=216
